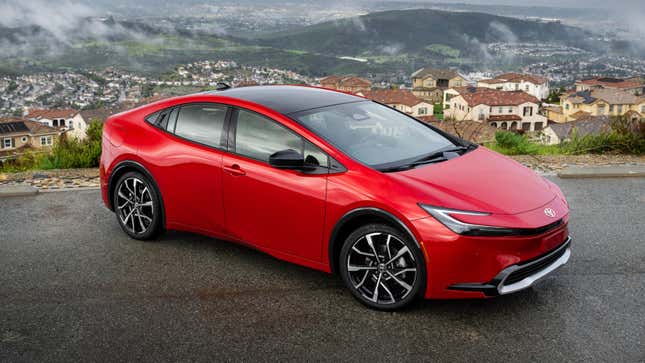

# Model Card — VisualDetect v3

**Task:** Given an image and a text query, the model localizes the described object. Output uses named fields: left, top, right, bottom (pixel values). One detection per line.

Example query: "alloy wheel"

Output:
left=346, top=232, right=418, bottom=305
left=116, top=177, right=155, bottom=235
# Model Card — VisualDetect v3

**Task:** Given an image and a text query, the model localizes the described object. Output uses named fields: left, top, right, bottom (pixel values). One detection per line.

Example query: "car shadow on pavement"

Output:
left=151, top=230, right=555, bottom=316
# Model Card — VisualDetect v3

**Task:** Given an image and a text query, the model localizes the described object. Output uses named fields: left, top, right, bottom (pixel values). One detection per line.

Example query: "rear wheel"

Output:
left=113, top=171, right=162, bottom=240
left=339, top=224, right=426, bottom=310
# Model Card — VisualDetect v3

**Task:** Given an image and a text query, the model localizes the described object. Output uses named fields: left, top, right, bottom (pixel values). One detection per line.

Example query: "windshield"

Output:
left=292, top=101, right=457, bottom=169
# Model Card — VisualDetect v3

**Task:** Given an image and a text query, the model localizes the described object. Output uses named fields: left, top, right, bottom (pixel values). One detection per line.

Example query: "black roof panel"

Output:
left=209, top=85, right=365, bottom=114
left=0, top=121, right=29, bottom=135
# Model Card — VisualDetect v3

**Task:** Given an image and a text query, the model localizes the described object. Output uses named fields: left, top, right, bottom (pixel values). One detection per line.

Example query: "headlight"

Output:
left=419, top=204, right=518, bottom=236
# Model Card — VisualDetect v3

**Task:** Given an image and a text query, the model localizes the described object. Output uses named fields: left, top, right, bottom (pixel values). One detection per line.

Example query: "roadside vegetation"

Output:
left=0, top=121, right=103, bottom=173
left=488, top=117, right=645, bottom=156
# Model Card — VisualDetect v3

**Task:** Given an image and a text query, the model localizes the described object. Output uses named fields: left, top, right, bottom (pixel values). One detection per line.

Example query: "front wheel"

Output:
left=339, top=224, right=426, bottom=310
left=113, top=171, right=162, bottom=240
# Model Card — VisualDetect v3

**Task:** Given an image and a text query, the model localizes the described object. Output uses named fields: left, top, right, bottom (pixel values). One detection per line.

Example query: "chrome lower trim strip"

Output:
left=498, top=245, right=571, bottom=295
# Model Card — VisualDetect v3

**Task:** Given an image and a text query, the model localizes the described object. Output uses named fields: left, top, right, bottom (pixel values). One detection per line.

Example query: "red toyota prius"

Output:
left=100, top=85, right=571, bottom=310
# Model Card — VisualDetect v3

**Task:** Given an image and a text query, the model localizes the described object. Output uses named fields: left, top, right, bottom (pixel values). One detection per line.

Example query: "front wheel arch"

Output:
left=328, top=207, right=423, bottom=274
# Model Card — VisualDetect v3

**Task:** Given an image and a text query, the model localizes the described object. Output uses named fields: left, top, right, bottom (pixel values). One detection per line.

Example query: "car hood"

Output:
left=388, top=147, right=555, bottom=215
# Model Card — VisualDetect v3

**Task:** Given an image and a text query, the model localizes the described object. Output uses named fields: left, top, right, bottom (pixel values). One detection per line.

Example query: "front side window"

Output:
left=234, top=109, right=303, bottom=163
left=293, top=101, right=455, bottom=168
left=3, top=138, right=13, bottom=149
left=174, top=104, right=227, bottom=148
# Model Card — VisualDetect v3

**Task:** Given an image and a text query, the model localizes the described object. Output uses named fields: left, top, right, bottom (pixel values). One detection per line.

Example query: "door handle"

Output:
left=223, top=164, right=246, bottom=176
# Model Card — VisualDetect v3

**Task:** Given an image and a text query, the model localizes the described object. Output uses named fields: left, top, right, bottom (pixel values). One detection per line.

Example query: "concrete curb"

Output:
left=558, top=165, right=645, bottom=179
left=0, top=185, right=39, bottom=198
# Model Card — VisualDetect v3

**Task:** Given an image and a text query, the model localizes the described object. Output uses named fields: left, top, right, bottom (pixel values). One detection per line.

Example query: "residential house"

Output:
left=560, top=88, right=645, bottom=122
left=477, top=73, right=549, bottom=100
left=411, top=67, right=467, bottom=103
left=443, top=87, right=547, bottom=132
left=319, top=75, right=371, bottom=93
left=541, top=115, right=611, bottom=145
left=26, top=109, right=88, bottom=140
left=0, top=118, right=58, bottom=159
left=544, top=106, right=565, bottom=123
left=575, top=77, right=644, bottom=96
left=357, top=89, right=434, bottom=117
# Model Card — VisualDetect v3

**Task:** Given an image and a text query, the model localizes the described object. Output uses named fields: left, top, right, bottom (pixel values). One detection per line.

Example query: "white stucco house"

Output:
left=26, top=109, right=88, bottom=140
left=477, top=73, right=549, bottom=100
left=444, top=87, right=547, bottom=132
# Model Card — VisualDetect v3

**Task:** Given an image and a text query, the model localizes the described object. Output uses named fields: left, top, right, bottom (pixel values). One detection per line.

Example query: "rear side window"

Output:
left=174, top=104, right=228, bottom=148
left=234, top=109, right=302, bottom=162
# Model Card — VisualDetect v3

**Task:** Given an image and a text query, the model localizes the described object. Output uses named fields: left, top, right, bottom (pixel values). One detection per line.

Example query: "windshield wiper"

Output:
left=378, top=144, right=476, bottom=173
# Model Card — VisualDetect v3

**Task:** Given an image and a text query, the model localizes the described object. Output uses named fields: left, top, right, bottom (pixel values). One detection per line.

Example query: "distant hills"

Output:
left=255, top=9, right=592, bottom=57
left=0, top=8, right=617, bottom=77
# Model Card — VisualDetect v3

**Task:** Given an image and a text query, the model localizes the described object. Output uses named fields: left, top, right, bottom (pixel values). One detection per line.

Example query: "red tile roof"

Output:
left=359, top=89, right=427, bottom=107
left=577, top=77, right=644, bottom=89
left=320, top=75, right=371, bottom=88
left=26, top=109, right=79, bottom=120
left=452, top=87, right=540, bottom=106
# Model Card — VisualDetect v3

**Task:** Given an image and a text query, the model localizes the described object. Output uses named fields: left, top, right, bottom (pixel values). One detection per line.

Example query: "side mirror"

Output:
left=269, top=149, right=305, bottom=169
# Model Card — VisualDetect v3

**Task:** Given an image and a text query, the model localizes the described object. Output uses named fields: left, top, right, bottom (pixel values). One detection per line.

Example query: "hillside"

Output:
left=256, top=9, right=592, bottom=57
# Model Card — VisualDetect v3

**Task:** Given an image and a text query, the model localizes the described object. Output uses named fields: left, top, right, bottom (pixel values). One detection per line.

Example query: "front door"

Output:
left=221, top=108, right=328, bottom=262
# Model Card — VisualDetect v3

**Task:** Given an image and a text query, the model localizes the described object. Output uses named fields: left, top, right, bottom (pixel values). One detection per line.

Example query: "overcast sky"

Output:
left=403, top=0, right=644, bottom=9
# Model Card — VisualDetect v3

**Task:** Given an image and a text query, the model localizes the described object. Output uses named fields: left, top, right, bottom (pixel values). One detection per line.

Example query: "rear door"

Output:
left=221, top=108, right=329, bottom=262
left=140, top=103, right=230, bottom=235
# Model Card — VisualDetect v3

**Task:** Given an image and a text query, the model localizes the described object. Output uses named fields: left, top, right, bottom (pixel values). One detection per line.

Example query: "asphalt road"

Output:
left=1, top=177, right=644, bottom=362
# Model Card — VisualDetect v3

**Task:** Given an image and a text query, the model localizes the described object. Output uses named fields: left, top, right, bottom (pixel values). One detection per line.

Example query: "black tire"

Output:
left=339, top=223, right=426, bottom=311
left=113, top=171, right=163, bottom=240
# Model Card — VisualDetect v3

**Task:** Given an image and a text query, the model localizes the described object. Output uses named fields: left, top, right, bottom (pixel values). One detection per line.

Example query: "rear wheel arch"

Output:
left=108, top=161, right=166, bottom=229
left=328, top=208, right=422, bottom=274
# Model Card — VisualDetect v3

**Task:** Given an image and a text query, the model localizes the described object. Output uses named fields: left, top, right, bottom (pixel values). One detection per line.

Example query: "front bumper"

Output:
left=448, top=236, right=571, bottom=296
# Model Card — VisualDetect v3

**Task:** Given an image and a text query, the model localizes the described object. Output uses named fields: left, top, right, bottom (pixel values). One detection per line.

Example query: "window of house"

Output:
left=52, top=119, right=58, bottom=127
left=40, top=136, right=53, bottom=146
left=535, top=122, right=543, bottom=130
left=609, top=105, right=614, bottom=113
left=508, top=107, right=513, bottom=113
left=525, top=85, right=530, bottom=91
left=60, top=119, right=66, bottom=127
left=565, top=103, right=570, bottom=110
left=418, top=107, right=427, bottom=115
left=174, top=104, right=228, bottom=148
left=69, top=121, right=74, bottom=129
left=21, top=136, right=28, bottom=143
left=522, top=122, right=531, bottom=131
left=523, top=106, right=533, bottom=116
left=617, top=105, right=623, bottom=113
left=478, top=112, right=485, bottom=121
left=3, top=138, right=14, bottom=149
left=498, top=107, right=503, bottom=113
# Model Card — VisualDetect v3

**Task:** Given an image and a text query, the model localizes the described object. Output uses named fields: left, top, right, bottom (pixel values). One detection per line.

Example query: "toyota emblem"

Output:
left=544, top=208, right=556, bottom=218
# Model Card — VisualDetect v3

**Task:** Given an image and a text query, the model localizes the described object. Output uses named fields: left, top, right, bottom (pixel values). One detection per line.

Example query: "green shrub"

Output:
left=561, top=117, right=645, bottom=155
left=492, top=131, right=540, bottom=155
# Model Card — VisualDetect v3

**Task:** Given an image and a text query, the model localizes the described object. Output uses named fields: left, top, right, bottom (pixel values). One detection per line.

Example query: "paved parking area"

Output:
left=1, top=177, right=644, bottom=362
